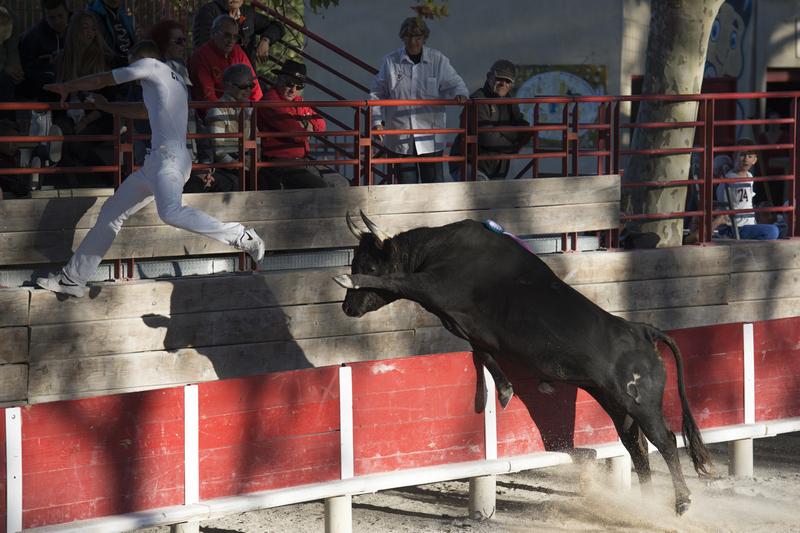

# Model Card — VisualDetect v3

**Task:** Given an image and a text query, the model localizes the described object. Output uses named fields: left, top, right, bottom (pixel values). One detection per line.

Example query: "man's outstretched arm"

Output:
left=44, top=72, right=118, bottom=105
left=89, top=93, right=148, bottom=120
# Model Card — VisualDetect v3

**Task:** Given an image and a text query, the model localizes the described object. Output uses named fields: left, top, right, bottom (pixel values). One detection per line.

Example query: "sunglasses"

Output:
left=170, top=37, right=187, bottom=45
left=284, top=80, right=304, bottom=90
left=494, top=77, right=513, bottom=85
left=402, top=33, right=424, bottom=41
left=236, top=82, right=255, bottom=91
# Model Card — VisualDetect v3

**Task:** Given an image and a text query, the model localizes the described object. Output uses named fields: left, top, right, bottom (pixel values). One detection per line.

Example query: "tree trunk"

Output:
left=624, top=0, right=725, bottom=247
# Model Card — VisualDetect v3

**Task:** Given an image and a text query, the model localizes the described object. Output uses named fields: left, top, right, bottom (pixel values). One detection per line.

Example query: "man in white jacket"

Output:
left=370, top=17, right=468, bottom=184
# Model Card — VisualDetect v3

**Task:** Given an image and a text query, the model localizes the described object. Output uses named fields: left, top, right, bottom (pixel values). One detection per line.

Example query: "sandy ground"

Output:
left=141, top=432, right=800, bottom=533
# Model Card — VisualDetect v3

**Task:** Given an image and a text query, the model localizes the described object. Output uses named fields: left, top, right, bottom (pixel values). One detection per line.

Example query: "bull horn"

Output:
left=346, top=211, right=363, bottom=239
left=360, top=212, right=390, bottom=248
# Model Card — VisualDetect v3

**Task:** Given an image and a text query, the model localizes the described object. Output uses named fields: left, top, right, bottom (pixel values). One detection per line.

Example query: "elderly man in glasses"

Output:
left=192, top=0, right=284, bottom=67
left=449, top=60, right=531, bottom=181
left=188, top=14, right=262, bottom=103
left=256, top=60, right=349, bottom=190
left=370, top=17, right=468, bottom=184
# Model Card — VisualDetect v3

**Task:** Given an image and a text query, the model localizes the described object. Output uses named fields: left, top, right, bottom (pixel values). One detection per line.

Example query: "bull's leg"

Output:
left=472, top=347, right=514, bottom=409
left=636, top=411, right=692, bottom=515
left=586, top=389, right=653, bottom=492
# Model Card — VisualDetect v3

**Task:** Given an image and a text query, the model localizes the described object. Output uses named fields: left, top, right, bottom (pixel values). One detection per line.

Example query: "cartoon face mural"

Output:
left=705, top=0, right=752, bottom=79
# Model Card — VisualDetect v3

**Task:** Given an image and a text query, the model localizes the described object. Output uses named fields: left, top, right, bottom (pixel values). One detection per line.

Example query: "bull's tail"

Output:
left=650, top=326, right=714, bottom=477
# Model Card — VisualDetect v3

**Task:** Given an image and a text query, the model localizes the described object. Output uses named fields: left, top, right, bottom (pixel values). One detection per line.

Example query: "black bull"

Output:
left=333, top=213, right=713, bottom=515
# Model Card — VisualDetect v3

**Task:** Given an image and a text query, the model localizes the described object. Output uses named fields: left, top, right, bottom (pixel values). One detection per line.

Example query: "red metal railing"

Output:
left=2, top=92, right=798, bottom=245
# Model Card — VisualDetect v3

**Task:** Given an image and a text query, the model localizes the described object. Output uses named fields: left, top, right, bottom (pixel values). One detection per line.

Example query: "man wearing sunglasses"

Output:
left=256, top=60, right=348, bottom=190
left=189, top=14, right=262, bottom=103
left=449, top=60, right=531, bottom=181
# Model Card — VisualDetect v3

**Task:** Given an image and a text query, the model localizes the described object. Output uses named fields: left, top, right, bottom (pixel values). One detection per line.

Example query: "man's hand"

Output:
left=253, top=39, right=270, bottom=63
left=88, top=92, right=108, bottom=109
left=455, top=94, right=468, bottom=103
left=43, top=82, right=69, bottom=105
left=4, top=65, right=25, bottom=84
left=194, top=168, right=215, bottom=190
left=372, top=123, right=384, bottom=143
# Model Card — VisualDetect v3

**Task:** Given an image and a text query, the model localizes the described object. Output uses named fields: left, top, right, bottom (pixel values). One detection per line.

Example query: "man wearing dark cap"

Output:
left=449, top=59, right=530, bottom=181
left=256, top=60, right=348, bottom=189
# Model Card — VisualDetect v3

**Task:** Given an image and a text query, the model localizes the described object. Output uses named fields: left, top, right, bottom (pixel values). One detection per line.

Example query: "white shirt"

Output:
left=716, top=170, right=756, bottom=227
left=370, top=46, right=468, bottom=155
left=113, top=57, right=189, bottom=148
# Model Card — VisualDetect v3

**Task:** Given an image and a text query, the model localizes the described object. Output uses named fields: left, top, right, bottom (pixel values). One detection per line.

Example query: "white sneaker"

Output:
left=29, top=156, right=41, bottom=190
left=36, top=271, right=85, bottom=298
left=236, top=228, right=265, bottom=263
left=49, top=124, right=62, bottom=163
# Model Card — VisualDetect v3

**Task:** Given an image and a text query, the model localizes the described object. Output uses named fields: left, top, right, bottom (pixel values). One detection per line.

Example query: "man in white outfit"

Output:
left=37, top=40, right=265, bottom=298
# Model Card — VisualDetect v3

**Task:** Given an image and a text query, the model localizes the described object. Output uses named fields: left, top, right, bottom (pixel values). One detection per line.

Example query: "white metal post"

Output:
left=728, top=324, right=755, bottom=477
left=6, top=407, right=22, bottom=533
left=171, top=385, right=200, bottom=533
left=468, top=366, right=498, bottom=520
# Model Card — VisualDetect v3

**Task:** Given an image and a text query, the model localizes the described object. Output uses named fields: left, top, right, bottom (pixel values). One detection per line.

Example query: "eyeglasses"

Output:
left=236, top=82, right=255, bottom=91
left=170, top=37, right=187, bottom=45
left=402, top=33, right=424, bottom=41
left=284, top=80, right=304, bottom=90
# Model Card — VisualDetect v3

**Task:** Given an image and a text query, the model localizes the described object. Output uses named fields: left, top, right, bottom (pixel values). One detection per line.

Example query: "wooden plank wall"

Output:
left=3, top=176, right=800, bottom=406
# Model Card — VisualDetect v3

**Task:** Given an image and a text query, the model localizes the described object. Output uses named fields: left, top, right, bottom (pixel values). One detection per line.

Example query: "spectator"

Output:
left=716, top=138, right=780, bottom=240
left=370, top=17, right=468, bottom=184
left=86, top=0, right=135, bottom=70
left=257, top=60, right=348, bottom=190
left=189, top=14, right=262, bottom=103
left=202, top=63, right=257, bottom=192
left=48, top=9, right=116, bottom=187
left=0, top=118, right=32, bottom=196
left=18, top=0, right=71, bottom=101
left=0, top=3, right=23, bottom=121
left=449, top=59, right=530, bottom=181
left=192, top=0, right=284, bottom=67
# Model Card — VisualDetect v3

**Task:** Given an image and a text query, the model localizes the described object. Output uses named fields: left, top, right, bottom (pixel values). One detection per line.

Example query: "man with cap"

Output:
left=256, top=60, right=348, bottom=189
left=188, top=14, right=262, bottom=103
left=449, top=59, right=530, bottom=181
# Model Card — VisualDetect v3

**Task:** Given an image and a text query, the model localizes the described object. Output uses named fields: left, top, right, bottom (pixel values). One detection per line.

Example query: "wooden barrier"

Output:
left=1, top=177, right=621, bottom=405
left=4, top=317, right=800, bottom=532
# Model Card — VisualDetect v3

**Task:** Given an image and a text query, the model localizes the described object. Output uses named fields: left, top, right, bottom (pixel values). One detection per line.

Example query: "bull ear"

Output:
left=345, top=211, right=363, bottom=240
left=360, top=212, right=390, bottom=249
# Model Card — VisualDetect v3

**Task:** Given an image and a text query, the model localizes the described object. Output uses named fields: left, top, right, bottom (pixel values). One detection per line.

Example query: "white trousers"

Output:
left=63, top=143, right=245, bottom=286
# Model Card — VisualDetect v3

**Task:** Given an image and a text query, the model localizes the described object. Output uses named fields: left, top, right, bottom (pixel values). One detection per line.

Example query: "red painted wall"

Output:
left=19, top=388, right=185, bottom=530
left=4, top=317, right=800, bottom=531
left=199, top=367, right=341, bottom=499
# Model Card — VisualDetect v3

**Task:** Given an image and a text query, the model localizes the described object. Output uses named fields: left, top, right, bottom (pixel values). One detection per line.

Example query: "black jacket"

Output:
left=449, top=83, right=530, bottom=180
left=19, top=16, right=70, bottom=75
left=192, top=0, right=285, bottom=64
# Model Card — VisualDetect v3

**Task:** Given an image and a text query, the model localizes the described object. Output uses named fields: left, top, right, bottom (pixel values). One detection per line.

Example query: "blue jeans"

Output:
left=719, top=223, right=780, bottom=240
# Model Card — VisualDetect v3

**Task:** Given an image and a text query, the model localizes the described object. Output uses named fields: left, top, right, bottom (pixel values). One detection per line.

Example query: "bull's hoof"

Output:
left=499, top=387, right=514, bottom=410
left=333, top=275, right=356, bottom=289
left=675, top=498, right=691, bottom=516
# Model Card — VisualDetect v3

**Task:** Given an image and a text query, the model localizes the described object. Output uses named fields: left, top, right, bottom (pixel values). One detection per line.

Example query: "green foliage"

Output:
left=307, top=0, right=340, bottom=15
left=412, top=0, right=449, bottom=19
